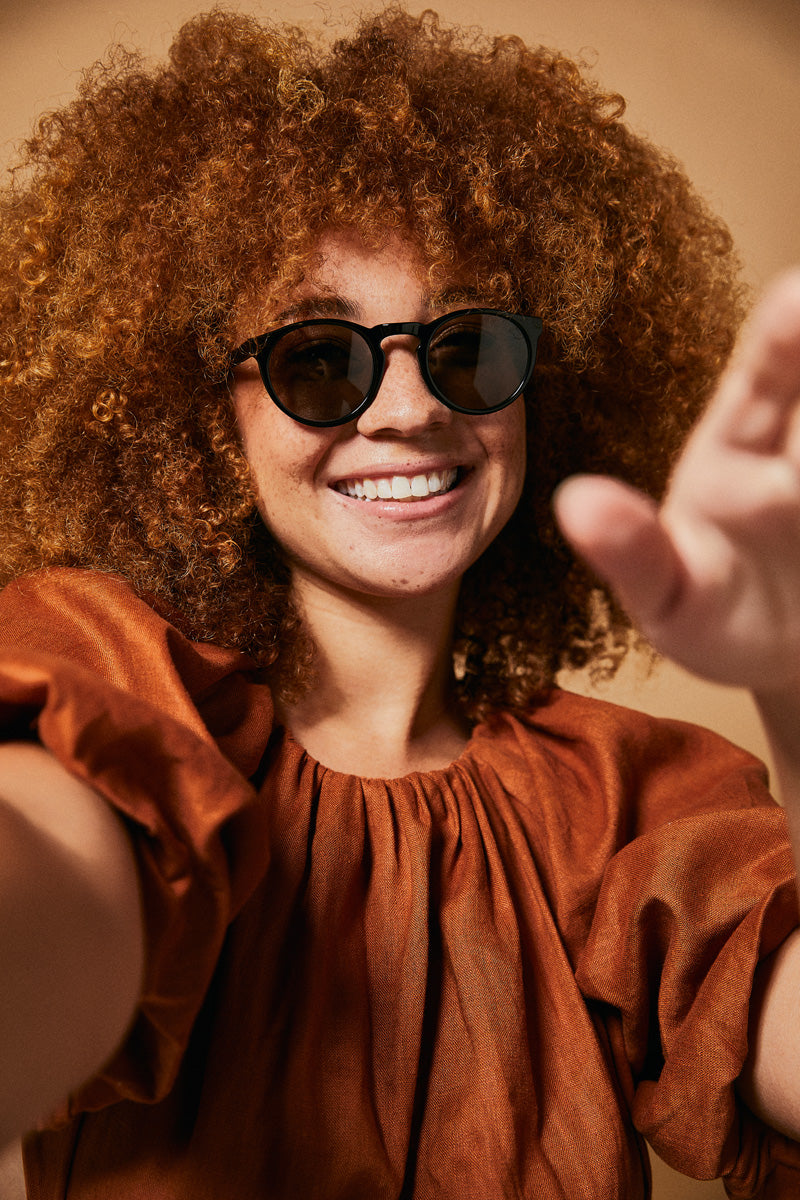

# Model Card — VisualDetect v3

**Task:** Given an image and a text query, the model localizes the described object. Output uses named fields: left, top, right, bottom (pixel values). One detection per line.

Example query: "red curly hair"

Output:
left=0, top=7, right=745, bottom=719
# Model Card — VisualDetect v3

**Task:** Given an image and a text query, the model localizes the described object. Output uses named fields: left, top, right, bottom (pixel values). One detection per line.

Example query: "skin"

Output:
left=231, top=232, right=526, bottom=775
left=0, top=743, right=143, bottom=1148
left=1, top=247, right=800, bottom=1158
left=555, top=269, right=800, bottom=1136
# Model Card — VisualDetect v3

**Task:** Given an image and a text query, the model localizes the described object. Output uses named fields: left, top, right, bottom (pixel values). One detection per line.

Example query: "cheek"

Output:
left=233, top=387, right=316, bottom=503
left=493, top=407, right=527, bottom=512
left=247, top=441, right=309, bottom=521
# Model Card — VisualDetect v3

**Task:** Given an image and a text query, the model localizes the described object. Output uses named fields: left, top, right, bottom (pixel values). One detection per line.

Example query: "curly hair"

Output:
left=0, top=6, right=745, bottom=720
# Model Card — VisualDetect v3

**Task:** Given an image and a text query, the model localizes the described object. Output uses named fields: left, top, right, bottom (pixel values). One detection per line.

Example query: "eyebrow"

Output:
left=272, top=295, right=362, bottom=323
left=268, top=284, right=486, bottom=329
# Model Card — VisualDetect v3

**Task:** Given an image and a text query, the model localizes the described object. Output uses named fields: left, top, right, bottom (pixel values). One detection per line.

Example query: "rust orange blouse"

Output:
left=1, top=569, right=800, bottom=1198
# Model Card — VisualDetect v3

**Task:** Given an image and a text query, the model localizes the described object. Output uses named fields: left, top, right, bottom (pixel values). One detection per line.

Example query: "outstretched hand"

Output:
left=554, top=270, right=800, bottom=694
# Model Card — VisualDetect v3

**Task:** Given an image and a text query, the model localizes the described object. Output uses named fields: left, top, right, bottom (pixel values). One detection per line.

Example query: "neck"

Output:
left=275, top=575, right=470, bottom=777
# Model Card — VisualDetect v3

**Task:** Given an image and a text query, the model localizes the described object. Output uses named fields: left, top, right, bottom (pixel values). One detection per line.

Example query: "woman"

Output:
left=0, top=7, right=799, bottom=1197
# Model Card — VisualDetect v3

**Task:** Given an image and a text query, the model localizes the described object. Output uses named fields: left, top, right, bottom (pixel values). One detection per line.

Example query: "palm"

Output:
left=555, top=271, right=800, bottom=691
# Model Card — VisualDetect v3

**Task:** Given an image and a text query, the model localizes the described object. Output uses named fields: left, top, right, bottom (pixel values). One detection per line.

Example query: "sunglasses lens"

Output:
left=427, top=313, right=531, bottom=411
left=252, top=311, right=537, bottom=424
left=266, top=324, right=374, bottom=424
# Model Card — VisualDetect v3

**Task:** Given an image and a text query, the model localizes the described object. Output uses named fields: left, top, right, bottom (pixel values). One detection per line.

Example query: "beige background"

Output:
left=1, top=1, right=798, bottom=1196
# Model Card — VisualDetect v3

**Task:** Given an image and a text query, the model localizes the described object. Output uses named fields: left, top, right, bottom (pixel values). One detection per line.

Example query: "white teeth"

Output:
left=335, top=467, right=459, bottom=502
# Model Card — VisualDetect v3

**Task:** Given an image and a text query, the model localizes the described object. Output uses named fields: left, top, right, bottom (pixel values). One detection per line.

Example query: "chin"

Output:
left=338, top=553, right=477, bottom=601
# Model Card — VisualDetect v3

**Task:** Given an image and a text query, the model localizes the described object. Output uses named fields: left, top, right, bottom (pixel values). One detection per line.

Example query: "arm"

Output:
left=0, top=742, right=143, bottom=1143
left=737, top=688, right=800, bottom=1139
left=554, top=269, right=800, bottom=1138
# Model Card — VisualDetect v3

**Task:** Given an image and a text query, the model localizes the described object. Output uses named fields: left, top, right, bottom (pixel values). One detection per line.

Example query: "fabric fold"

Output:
left=0, top=569, right=797, bottom=1197
left=0, top=571, right=274, bottom=1120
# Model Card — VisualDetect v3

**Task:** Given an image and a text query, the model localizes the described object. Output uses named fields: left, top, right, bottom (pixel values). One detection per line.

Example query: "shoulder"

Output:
left=475, top=687, right=775, bottom=831
left=0, top=566, right=248, bottom=675
left=0, top=568, right=272, bottom=777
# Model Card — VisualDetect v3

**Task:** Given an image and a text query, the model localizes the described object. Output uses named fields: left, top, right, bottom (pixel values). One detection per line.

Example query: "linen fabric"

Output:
left=1, top=569, right=799, bottom=1199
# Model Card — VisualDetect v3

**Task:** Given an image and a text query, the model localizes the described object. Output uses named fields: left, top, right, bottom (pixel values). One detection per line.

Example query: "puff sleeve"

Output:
left=0, top=568, right=274, bottom=1119
left=562, top=700, right=800, bottom=1197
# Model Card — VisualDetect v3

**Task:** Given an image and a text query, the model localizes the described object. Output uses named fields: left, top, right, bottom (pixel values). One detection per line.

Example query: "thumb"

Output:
left=553, top=475, right=684, bottom=630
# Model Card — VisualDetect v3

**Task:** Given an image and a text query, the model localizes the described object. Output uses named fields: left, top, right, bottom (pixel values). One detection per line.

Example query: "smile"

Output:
left=333, top=468, right=460, bottom=502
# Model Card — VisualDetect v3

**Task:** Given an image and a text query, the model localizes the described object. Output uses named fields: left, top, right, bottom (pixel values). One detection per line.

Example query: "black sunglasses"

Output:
left=231, top=309, right=543, bottom=427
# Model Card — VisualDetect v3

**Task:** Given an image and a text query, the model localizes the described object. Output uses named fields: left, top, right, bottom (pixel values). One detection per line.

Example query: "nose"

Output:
left=354, top=335, right=452, bottom=437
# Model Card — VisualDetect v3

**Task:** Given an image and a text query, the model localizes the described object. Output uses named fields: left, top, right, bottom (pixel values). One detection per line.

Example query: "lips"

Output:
left=333, top=467, right=460, bottom=502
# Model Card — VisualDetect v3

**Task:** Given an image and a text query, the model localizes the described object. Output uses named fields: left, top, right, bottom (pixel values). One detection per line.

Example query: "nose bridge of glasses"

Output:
left=371, top=321, right=425, bottom=360
left=373, top=320, right=424, bottom=341
left=370, top=321, right=428, bottom=391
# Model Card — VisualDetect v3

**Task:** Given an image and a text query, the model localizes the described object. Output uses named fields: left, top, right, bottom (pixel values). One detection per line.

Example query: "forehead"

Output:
left=239, top=229, right=487, bottom=332
left=290, top=230, right=428, bottom=311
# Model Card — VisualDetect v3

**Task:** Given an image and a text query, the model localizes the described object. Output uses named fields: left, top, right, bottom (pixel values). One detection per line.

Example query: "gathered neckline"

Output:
left=277, top=719, right=493, bottom=786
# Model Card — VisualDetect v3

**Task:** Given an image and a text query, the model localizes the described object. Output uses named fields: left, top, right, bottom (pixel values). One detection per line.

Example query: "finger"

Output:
left=553, top=475, right=685, bottom=627
left=709, top=269, right=800, bottom=454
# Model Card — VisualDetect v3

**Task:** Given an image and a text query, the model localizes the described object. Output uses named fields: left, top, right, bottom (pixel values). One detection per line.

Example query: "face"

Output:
left=231, top=232, right=526, bottom=607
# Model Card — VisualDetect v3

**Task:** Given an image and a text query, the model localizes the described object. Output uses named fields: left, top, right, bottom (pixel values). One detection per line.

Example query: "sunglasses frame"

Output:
left=231, top=309, right=543, bottom=428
